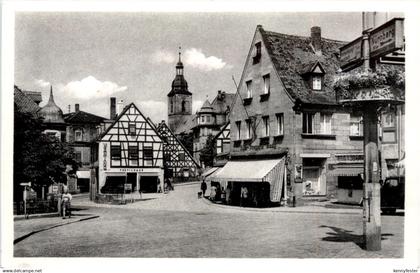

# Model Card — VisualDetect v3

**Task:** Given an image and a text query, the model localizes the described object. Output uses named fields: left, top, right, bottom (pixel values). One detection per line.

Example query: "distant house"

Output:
left=191, top=91, right=235, bottom=165
left=97, top=103, right=164, bottom=196
left=64, top=104, right=106, bottom=193
left=156, top=121, right=200, bottom=181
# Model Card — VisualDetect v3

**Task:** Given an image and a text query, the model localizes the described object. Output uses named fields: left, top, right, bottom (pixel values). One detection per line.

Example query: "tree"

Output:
left=14, top=110, right=79, bottom=201
left=199, top=135, right=215, bottom=168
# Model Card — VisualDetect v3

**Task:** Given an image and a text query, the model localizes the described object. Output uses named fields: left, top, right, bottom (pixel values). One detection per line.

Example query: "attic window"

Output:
left=252, top=42, right=262, bottom=64
left=312, top=76, right=322, bottom=90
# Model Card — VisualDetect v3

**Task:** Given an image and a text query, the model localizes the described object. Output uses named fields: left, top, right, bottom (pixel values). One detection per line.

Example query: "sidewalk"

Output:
left=201, top=197, right=362, bottom=215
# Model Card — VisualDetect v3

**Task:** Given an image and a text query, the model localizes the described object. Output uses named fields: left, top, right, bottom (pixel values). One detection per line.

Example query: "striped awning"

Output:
left=211, top=158, right=286, bottom=202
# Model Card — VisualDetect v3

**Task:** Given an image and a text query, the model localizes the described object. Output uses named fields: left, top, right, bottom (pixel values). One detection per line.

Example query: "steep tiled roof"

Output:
left=14, top=85, right=41, bottom=114
left=211, top=92, right=235, bottom=113
left=22, top=90, right=42, bottom=104
left=260, top=27, right=346, bottom=105
left=64, top=110, right=106, bottom=124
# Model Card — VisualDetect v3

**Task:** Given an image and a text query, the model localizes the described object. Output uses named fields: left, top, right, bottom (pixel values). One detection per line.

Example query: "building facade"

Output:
left=223, top=25, right=366, bottom=205
left=97, top=103, right=164, bottom=195
left=156, top=121, right=200, bottom=180
left=64, top=104, right=106, bottom=193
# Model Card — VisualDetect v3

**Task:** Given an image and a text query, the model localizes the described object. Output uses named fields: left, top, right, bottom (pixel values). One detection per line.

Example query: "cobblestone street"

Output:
left=14, top=183, right=404, bottom=258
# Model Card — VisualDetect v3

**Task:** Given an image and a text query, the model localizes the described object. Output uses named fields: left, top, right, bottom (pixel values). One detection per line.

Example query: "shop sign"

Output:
left=369, top=18, right=404, bottom=58
left=119, top=168, right=145, bottom=172
left=339, top=37, right=363, bottom=70
left=103, top=143, right=107, bottom=171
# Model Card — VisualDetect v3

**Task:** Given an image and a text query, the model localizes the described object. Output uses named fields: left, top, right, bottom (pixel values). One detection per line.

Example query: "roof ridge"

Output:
left=263, top=29, right=347, bottom=44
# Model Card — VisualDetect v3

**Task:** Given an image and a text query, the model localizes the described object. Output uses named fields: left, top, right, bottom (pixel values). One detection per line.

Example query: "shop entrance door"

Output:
left=303, top=167, right=321, bottom=196
left=140, top=176, right=158, bottom=193
left=127, top=173, right=137, bottom=192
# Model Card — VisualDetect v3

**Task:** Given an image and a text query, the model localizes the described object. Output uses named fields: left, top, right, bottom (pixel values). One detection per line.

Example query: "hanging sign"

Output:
left=369, top=18, right=404, bottom=59
left=339, top=37, right=363, bottom=71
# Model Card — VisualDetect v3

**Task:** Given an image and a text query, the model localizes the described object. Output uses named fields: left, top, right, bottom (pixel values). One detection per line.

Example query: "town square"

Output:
left=1, top=4, right=419, bottom=273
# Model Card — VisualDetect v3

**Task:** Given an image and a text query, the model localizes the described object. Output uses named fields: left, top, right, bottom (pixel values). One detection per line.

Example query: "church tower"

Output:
left=167, top=49, right=192, bottom=132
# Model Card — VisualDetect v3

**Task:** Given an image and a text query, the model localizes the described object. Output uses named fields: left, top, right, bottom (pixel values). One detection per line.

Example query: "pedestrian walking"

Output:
left=221, top=187, right=226, bottom=203
left=61, top=189, right=72, bottom=219
left=240, top=186, right=248, bottom=207
left=210, top=185, right=217, bottom=201
left=200, top=180, right=207, bottom=197
left=225, top=184, right=231, bottom=205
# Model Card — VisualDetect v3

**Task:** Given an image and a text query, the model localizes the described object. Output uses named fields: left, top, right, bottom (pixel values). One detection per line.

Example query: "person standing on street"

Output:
left=240, top=186, right=248, bottom=207
left=201, top=180, right=207, bottom=197
left=61, top=189, right=72, bottom=219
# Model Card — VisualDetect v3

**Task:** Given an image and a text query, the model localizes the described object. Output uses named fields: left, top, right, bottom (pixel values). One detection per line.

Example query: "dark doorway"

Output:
left=78, top=178, right=90, bottom=193
left=140, top=176, right=158, bottom=193
left=127, top=173, right=137, bottom=192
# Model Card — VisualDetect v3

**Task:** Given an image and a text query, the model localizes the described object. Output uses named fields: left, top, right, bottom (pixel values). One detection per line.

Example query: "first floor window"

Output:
left=111, top=145, right=121, bottom=160
left=350, top=114, right=363, bottom=136
left=320, top=113, right=332, bottom=134
left=75, top=130, right=83, bottom=141
left=276, top=113, right=284, bottom=135
left=246, top=80, right=252, bottom=98
left=235, top=121, right=241, bottom=140
left=303, top=113, right=315, bottom=134
left=245, top=119, right=252, bottom=139
left=262, top=116, right=270, bottom=137
left=263, top=74, right=270, bottom=94
left=75, top=151, right=82, bottom=162
left=144, top=147, right=153, bottom=160
left=128, top=145, right=138, bottom=160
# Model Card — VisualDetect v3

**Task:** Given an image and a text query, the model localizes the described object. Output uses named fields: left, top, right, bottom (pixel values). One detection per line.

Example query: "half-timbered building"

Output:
left=156, top=121, right=200, bottom=180
left=213, top=122, right=231, bottom=167
left=97, top=103, right=164, bottom=194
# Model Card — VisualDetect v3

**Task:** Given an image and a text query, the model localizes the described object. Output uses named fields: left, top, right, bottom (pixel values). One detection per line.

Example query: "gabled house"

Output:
left=156, top=121, right=200, bottom=181
left=220, top=25, right=367, bottom=206
left=97, top=103, right=164, bottom=196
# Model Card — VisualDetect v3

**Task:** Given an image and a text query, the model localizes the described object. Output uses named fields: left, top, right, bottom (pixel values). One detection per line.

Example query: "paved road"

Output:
left=14, top=183, right=404, bottom=258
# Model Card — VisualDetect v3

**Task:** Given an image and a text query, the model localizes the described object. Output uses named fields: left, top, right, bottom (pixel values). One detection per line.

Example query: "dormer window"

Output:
left=253, top=42, right=261, bottom=64
left=312, top=76, right=322, bottom=90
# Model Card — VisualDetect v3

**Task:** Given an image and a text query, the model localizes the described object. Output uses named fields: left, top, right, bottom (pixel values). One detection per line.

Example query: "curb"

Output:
left=201, top=197, right=361, bottom=215
left=14, top=212, right=59, bottom=221
left=173, top=181, right=200, bottom=187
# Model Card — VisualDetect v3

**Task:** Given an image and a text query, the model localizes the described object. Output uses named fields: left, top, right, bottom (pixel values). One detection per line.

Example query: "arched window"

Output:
left=181, top=100, right=186, bottom=112
left=170, top=99, right=174, bottom=113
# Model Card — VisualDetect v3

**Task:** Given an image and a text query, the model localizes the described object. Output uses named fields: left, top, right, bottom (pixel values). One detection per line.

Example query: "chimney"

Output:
left=116, top=99, right=124, bottom=116
left=311, top=26, right=322, bottom=56
left=75, top=103, right=80, bottom=112
left=110, top=97, right=116, bottom=119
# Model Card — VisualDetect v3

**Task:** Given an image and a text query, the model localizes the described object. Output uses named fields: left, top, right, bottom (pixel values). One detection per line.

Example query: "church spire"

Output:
left=176, top=46, right=184, bottom=76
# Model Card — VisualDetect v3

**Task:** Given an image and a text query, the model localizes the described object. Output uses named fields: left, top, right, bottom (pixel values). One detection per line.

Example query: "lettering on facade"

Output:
left=369, top=18, right=404, bottom=58
left=119, top=168, right=145, bottom=172
left=103, top=143, right=107, bottom=171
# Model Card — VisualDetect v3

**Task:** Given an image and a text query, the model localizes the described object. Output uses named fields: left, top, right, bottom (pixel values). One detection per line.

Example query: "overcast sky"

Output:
left=14, top=12, right=402, bottom=122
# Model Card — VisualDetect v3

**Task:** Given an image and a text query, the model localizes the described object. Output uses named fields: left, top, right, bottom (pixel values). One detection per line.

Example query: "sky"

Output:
left=14, top=12, right=402, bottom=123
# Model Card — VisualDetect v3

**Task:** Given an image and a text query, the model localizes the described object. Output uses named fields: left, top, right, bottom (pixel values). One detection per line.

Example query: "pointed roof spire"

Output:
left=178, top=46, right=182, bottom=63
left=48, top=85, right=54, bottom=102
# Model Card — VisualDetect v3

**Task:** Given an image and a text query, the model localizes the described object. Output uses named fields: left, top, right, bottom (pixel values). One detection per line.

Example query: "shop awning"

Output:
left=211, top=159, right=282, bottom=182
left=202, top=167, right=220, bottom=178
left=211, top=158, right=286, bottom=202
left=76, top=170, right=91, bottom=179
